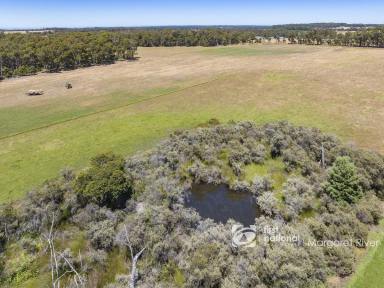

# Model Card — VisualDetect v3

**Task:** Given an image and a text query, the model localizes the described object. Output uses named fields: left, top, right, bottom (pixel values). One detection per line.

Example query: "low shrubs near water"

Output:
left=0, top=121, right=383, bottom=287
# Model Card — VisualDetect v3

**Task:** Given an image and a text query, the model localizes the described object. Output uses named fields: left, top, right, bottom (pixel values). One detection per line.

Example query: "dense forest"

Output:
left=0, top=32, right=137, bottom=78
left=1, top=26, right=384, bottom=78
left=1, top=121, right=383, bottom=287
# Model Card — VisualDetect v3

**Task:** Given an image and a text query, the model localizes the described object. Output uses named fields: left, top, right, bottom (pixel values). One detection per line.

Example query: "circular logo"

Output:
left=232, top=227, right=257, bottom=248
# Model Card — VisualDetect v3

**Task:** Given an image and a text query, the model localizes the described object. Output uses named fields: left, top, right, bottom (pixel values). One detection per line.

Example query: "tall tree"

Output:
left=325, top=156, right=363, bottom=204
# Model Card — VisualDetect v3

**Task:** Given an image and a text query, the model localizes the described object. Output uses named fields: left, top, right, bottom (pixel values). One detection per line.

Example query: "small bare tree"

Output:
left=42, top=212, right=85, bottom=288
left=122, top=225, right=146, bottom=288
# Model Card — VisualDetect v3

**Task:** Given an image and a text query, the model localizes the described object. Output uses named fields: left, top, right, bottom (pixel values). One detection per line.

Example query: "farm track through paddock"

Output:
left=0, top=75, right=226, bottom=140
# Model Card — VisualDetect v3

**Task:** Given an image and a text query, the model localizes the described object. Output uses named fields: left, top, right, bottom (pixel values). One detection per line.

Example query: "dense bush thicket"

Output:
left=74, top=153, right=133, bottom=209
left=0, top=31, right=137, bottom=78
left=1, top=27, right=384, bottom=79
left=0, top=121, right=383, bottom=287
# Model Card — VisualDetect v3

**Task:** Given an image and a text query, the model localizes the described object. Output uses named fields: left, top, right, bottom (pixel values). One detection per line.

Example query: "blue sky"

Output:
left=1, top=0, right=383, bottom=28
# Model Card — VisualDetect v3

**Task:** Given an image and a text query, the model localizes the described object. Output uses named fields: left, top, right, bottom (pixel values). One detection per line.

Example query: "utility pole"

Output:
left=321, top=143, right=325, bottom=168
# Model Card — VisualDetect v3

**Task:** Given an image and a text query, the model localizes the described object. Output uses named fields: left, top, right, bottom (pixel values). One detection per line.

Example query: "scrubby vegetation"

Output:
left=0, top=121, right=383, bottom=287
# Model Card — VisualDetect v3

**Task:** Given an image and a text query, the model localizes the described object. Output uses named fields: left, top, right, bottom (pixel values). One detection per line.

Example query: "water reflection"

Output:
left=185, top=183, right=261, bottom=226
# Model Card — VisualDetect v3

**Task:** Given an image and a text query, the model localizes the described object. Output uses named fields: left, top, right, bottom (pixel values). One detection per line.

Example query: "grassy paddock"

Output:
left=200, top=45, right=315, bottom=56
left=348, top=220, right=384, bottom=288
left=1, top=44, right=384, bottom=203
left=0, top=86, right=182, bottom=138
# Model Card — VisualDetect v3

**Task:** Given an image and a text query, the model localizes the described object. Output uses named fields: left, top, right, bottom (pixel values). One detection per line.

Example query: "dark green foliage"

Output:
left=0, top=32, right=137, bottom=77
left=74, top=153, right=132, bottom=209
left=325, top=157, right=363, bottom=204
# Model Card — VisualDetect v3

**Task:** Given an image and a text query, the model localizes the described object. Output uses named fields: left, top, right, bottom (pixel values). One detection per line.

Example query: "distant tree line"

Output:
left=1, top=27, right=384, bottom=78
left=271, top=23, right=382, bottom=31
left=125, top=27, right=384, bottom=48
left=286, top=28, right=384, bottom=47
left=0, top=31, right=137, bottom=78
left=123, top=29, right=256, bottom=47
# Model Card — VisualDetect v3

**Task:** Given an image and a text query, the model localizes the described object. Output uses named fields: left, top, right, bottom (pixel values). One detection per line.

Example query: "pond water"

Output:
left=185, top=183, right=261, bottom=226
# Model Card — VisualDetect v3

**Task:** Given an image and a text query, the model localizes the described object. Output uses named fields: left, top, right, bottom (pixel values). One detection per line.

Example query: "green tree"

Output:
left=74, top=153, right=132, bottom=208
left=325, top=156, right=362, bottom=204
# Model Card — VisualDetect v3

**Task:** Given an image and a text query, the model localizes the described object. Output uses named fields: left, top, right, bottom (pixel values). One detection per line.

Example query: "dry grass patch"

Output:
left=1, top=44, right=384, bottom=202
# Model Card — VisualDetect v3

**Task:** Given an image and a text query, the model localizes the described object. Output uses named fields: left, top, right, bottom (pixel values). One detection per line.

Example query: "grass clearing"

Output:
left=243, top=158, right=286, bottom=190
left=348, top=220, right=384, bottom=288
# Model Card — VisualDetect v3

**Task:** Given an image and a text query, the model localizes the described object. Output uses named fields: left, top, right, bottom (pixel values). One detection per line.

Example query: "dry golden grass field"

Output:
left=1, top=44, right=384, bottom=204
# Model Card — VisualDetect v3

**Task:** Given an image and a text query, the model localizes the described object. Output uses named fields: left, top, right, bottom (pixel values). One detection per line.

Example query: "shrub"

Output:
left=74, top=153, right=132, bottom=209
left=88, top=220, right=116, bottom=250
left=228, top=145, right=252, bottom=166
left=351, top=150, right=384, bottom=198
left=71, top=204, right=119, bottom=229
left=282, top=145, right=308, bottom=172
left=282, top=178, right=315, bottom=220
left=229, top=161, right=243, bottom=177
left=183, top=243, right=228, bottom=288
left=317, top=210, right=368, bottom=248
left=251, top=176, right=273, bottom=196
left=245, top=141, right=266, bottom=164
left=257, top=192, right=278, bottom=217
left=84, top=249, right=108, bottom=267
left=270, top=132, right=289, bottom=158
left=324, top=246, right=354, bottom=277
left=325, top=157, right=363, bottom=204
left=0, top=205, right=18, bottom=251
left=355, top=194, right=382, bottom=225
left=187, top=161, right=223, bottom=184
left=230, top=181, right=251, bottom=193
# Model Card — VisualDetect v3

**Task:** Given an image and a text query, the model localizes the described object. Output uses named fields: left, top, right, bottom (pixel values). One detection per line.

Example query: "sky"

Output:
left=1, top=0, right=383, bottom=29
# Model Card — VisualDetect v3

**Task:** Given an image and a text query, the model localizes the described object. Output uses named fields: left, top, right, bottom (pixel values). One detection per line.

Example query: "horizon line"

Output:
left=2, top=22, right=383, bottom=31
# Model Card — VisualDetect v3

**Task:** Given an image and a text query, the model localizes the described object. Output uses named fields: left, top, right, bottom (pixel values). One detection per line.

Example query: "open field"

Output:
left=2, top=44, right=384, bottom=203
